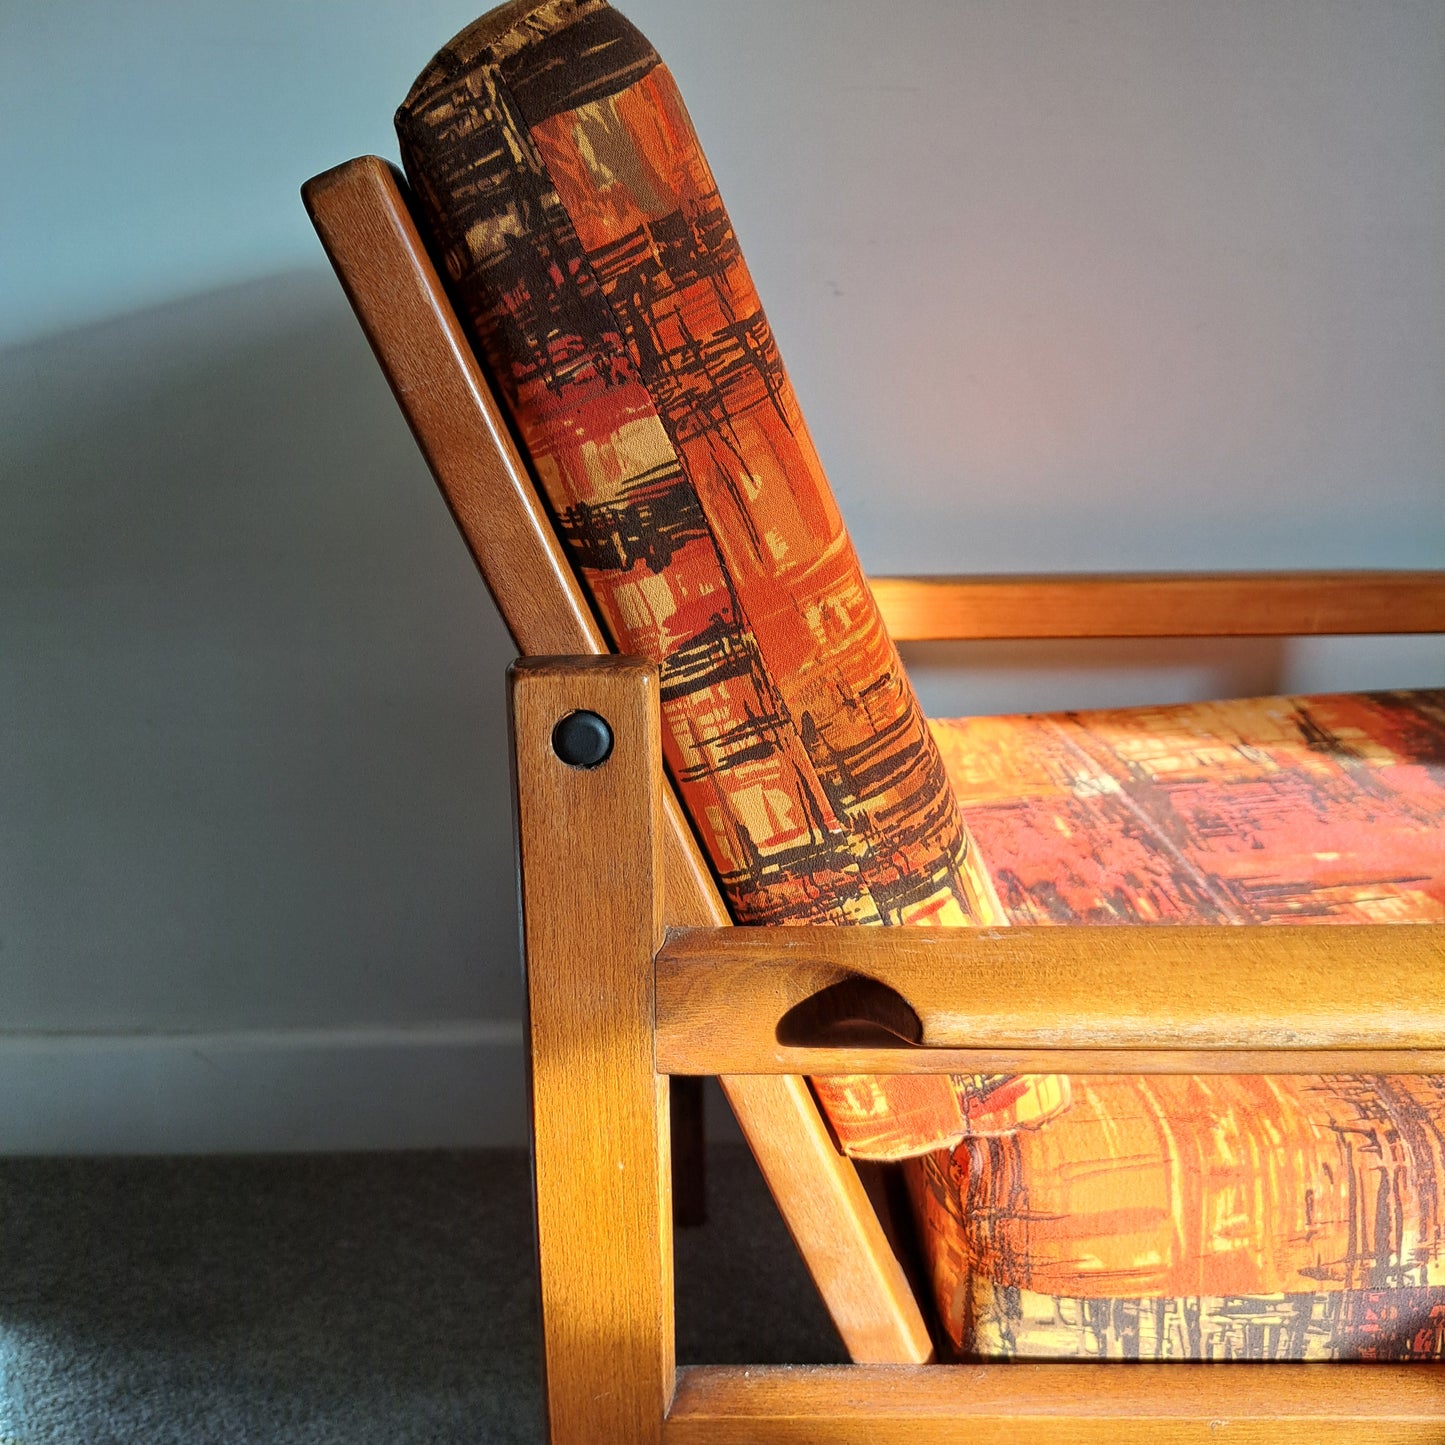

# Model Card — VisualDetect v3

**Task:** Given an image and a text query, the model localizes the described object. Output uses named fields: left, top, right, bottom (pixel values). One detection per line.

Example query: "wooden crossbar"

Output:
left=655, top=923, right=1445, bottom=1075
left=665, top=1363, right=1445, bottom=1442
left=871, top=570, right=1445, bottom=640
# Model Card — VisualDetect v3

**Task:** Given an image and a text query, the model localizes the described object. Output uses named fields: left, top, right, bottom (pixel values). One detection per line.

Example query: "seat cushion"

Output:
left=936, top=688, right=1445, bottom=927
left=907, top=1075, right=1445, bottom=1361
left=904, top=687, right=1445, bottom=1360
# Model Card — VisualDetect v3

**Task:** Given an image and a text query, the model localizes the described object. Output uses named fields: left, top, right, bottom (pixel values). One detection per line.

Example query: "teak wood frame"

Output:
left=304, top=155, right=1445, bottom=1441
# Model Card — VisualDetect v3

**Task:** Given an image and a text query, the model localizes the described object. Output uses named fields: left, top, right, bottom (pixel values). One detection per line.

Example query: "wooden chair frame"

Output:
left=304, top=155, right=1445, bottom=1441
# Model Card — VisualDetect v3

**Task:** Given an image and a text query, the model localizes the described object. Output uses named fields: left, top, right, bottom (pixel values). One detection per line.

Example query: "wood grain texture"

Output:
left=304, top=159, right=935, bottom=1366
left=303, top=157, right=603, bottom=659
left=512, top=657, right=672, bottom=1442
left=665, top=1363, right=1445, bottom=1443
left=870, top=570, right=1445, bottom=640
left=656, top=924, right=1445, bottom=1074
left=717, top=1046, right=1445, bottom=1077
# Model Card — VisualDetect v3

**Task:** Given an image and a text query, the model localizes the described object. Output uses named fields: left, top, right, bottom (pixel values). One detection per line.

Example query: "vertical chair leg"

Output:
left=511, top=657, right=672, bottom=1444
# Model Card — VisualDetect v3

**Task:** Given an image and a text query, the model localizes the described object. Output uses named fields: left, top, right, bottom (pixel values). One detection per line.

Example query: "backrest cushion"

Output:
left=396, top=0, right=999, bottom=932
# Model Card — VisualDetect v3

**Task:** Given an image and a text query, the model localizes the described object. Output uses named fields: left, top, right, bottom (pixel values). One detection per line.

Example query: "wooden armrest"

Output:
left=870, top=570, right=1445, bottom=640
left=655, top=923, right=1445, bottom=1076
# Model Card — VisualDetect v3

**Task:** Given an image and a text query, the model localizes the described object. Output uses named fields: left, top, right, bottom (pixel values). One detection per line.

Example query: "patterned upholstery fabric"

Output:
left=396, top=0, right=1445, bottom=1362
left=395, top=0, right=996, bottom=933
left=908, top=1076, right=1445, bottom=1361
left=910, top=688, right=1445, bottom=1359
left=936, top=689, right=1445, bottom=928
left=395, top=0, right=1007, bottom=1155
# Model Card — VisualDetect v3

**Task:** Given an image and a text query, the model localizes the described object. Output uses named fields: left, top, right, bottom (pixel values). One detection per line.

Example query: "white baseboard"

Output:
left=0, top=1022, right=529, bottom=1155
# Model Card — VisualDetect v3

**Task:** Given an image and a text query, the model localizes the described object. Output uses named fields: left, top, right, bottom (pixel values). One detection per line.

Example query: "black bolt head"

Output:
left=551, top=709, right=614, bottom=769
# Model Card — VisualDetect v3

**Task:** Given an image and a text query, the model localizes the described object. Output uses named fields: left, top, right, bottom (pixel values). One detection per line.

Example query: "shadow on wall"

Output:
left=2, top=265, right=1439, bottom=1153
left=1, top=269, right=519, bottom=1038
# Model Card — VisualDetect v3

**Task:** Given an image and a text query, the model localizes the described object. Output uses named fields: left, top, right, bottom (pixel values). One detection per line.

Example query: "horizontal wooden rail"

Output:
left=869, top=570, right=1445, bottom=640
left=655, top=924, right=1445, bottom=1075
left=665, top=1363, right=1445, bottom=1443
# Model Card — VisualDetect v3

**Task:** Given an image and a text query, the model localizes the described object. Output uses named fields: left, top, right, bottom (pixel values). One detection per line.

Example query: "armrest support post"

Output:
left=512, top=656, right=673, bottom=1443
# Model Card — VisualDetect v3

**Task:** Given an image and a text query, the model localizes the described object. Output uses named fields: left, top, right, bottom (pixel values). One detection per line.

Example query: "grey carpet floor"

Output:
left=0, top=1145, right=845, bottom=1443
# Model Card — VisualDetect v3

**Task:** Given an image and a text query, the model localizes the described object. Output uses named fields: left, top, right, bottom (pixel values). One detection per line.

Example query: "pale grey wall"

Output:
left=3, top=0, right=1441, bottom=1151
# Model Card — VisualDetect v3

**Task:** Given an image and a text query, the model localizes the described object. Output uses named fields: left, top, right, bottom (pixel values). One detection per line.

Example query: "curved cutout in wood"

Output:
left=776, top=975, right=924, bottom=1049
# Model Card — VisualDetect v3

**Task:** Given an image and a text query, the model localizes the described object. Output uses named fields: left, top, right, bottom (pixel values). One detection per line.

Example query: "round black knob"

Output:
left=551, top=710, right=614, bottom=769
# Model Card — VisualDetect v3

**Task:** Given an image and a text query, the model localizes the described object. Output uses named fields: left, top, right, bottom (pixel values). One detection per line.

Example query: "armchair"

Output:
left=304, top=1, right=1445, bottom=1436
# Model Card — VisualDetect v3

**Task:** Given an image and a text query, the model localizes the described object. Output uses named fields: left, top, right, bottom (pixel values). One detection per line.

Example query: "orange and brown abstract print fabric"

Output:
left=910, top=689, right=1445, bottom=1359
left=397, top=0, right=1005, bottom=1163
left=907, top=1075, right=1445, bottom=1361
left=396, top=0, right=993, bottom=935
left=935, top=689, right=1445, bottom=927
